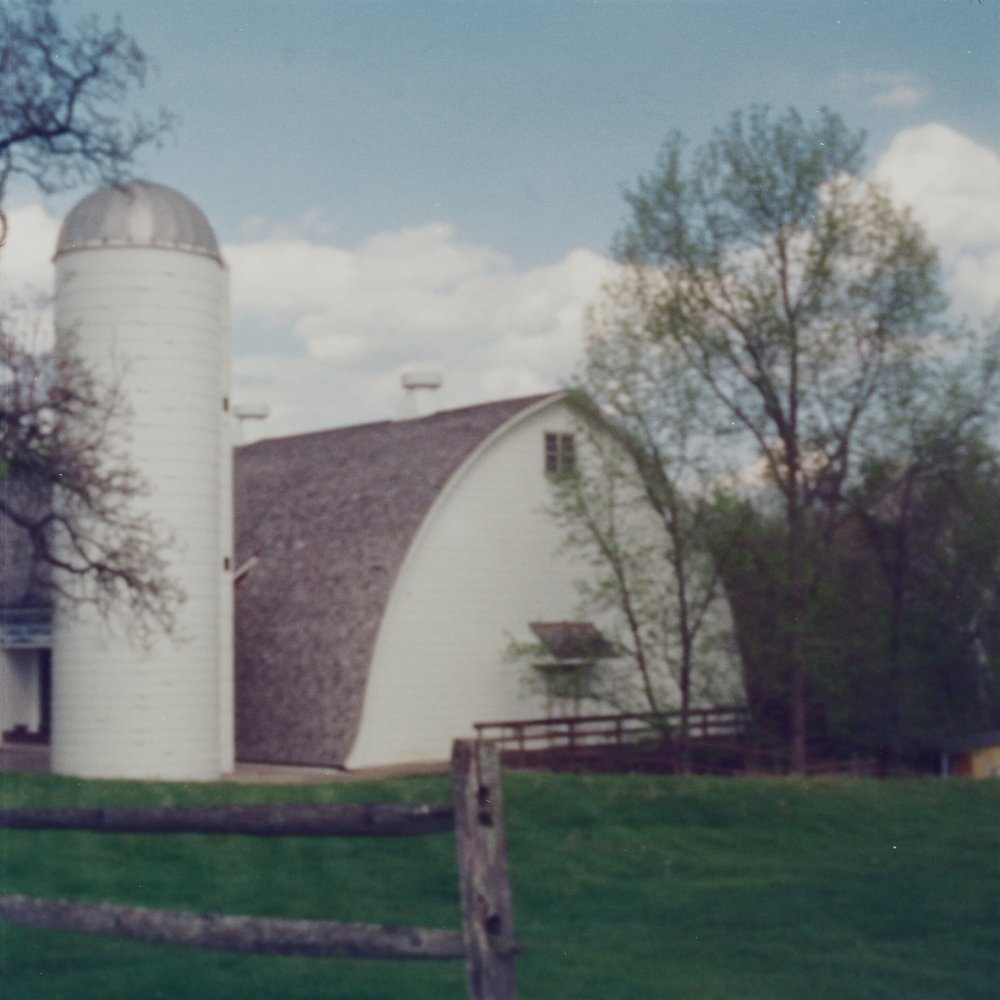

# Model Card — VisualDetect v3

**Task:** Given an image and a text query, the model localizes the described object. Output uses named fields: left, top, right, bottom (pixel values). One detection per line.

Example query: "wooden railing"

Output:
left=0, top=740, right=518, bottom=1000
left=475, top=707, right=756, bottom=772
left=475, top=705, right=772, bottom=774
left=475, top=710, right=884, bottom=776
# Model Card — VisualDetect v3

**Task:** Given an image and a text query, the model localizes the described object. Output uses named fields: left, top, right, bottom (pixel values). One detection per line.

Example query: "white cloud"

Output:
left=301, top=328, right=368, bottom=364
left=836, top=70, right=930, bottom=111
left=14, top=122, right=996, bottom=441
left=0, top=204, right=60, bottom=348
left=237, top=205, right=338, bottom=241
left=0, top=203, right=60, bottom=298
left=225, top=225, right=615, bottom=435
left=226, top=239, right=356, bottom=314
left=1, top=202, right=614, bottom=434
left=874, top=123, right=1000, bottom=317
left=868, top=82, right=928, bottom=111
left=952, top=250, right=1000, bottom=319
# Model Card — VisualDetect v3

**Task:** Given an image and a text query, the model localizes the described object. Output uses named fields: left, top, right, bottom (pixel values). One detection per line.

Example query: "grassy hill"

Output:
left=1, top=770, right=997, bottom=998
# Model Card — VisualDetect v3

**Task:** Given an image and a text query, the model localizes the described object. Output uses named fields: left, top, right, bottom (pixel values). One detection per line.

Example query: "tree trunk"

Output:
left=678, top=664, right=692, bottom=774
left=787, top=482, right=808, bottom=776
left=789, top=622, right=807, bottom=775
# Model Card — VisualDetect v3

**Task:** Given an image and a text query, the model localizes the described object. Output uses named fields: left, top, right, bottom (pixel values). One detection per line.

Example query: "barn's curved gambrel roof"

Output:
left=233, top=393, right=559, bottom=766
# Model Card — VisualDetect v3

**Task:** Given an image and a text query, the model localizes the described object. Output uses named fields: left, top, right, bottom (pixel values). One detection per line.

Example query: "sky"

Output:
left=3, top=0, right=999, bottom=441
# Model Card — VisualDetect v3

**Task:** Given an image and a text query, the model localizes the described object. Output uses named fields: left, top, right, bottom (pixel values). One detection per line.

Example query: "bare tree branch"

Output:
left=1, top=321, right=183, bottom=636
left=0, top=0, right=173, bottom=244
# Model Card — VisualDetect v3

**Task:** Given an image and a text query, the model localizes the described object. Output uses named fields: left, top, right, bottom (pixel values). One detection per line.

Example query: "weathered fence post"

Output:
left=452, top=740, right=518, bottom=1000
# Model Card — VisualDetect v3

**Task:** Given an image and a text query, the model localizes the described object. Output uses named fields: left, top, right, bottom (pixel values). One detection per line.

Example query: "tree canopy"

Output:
left=562, top=106, right=998, bottom=771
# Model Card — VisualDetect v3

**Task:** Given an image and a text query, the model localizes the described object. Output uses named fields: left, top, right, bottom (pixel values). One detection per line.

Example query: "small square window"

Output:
left=544, top=432, right=575, bottom=475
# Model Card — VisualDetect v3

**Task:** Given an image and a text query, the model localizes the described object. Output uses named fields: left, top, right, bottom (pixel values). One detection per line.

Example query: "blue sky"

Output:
left=5, top=1, right=1000, bottom=437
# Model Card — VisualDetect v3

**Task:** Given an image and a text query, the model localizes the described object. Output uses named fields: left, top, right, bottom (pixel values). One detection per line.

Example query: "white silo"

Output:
left=50, top=181, right=233, bottom=780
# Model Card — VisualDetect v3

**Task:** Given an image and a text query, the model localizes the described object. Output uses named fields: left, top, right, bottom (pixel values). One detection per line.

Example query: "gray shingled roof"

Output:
left=234, top=393, right=557, bottom=766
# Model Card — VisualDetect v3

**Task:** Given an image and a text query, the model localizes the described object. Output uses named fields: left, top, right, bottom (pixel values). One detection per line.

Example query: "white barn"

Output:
left=1, top=179, right=738, bottom=776
left=2, top=389, right=619, bottom=772
left=234, top=391, right=596, bottom=769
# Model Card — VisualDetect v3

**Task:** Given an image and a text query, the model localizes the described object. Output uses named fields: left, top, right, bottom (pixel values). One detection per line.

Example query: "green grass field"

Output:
left=1, top=770, right=997, bottom=998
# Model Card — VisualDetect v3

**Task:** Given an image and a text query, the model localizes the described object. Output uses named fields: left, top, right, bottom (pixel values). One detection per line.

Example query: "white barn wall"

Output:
left=563, top=424, right=746, bottom=713
left=51, top=243, right=230, bottom=780
left=347, top=398, right=593, bottom=768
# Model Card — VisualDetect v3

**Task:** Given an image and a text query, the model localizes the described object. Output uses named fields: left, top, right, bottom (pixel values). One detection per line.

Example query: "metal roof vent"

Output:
left=398, top=369, right=443, bottom=420
left=232, top=402, right=270, bottom=444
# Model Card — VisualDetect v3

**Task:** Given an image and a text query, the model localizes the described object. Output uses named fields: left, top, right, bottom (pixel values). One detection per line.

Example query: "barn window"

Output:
left=544, top=432, right=575, bottom=475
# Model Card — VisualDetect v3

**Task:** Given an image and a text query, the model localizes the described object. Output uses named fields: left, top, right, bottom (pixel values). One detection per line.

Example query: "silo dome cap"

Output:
left=55, top=180, right=223, bottom=263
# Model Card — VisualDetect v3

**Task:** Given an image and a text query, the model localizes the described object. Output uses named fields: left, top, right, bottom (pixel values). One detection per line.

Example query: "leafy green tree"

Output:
left=590, top=106, right=954, bottom=771
left=708, top=350, right=1000, bottom=769
left=537, top=271, right=744, bottom=771
left=843, top=334, right=1000, bottom=759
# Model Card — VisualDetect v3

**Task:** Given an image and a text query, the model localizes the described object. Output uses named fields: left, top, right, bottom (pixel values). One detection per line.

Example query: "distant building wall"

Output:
left=943, top=732, right=1000, bottom=778
left=969, top=746, right=1000, bottom=779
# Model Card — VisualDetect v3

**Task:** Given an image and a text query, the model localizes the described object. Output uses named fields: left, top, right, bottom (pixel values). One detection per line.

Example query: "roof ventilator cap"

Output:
left=398, top=369, right=443, bottom=420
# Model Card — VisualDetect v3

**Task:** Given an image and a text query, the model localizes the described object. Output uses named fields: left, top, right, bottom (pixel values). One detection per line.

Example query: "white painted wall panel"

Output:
left=347, top=399, right=594, bottom=768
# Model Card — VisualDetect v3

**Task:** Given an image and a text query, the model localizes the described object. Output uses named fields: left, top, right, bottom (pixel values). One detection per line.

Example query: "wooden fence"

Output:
left=0, top=740, right=518, bottom=1000
left=474, top=711, right=884, bottom=776
left=475, top=706, right=754, bottom=771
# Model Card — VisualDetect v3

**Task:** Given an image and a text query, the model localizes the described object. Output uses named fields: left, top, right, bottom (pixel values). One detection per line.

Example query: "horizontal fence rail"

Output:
left=474, top=710, right=875, bottom=776
left=0, top=894, right=466, bottom=960
left=476, top=707, right=750, bottom=747
left=0, top=740, right=519, bottom=999
left=475, top=706, right=750, bottom=758
left=0, top=802, right=454, bottom=837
